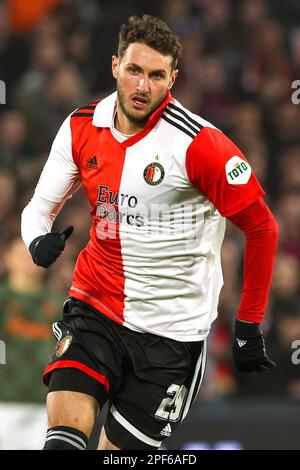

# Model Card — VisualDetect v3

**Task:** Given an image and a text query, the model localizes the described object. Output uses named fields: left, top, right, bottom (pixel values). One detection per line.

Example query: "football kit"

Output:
left=21, top=91, right=275, bottom=449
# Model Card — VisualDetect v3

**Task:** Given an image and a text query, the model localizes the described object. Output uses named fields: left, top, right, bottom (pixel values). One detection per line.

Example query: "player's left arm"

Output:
left=186, top=127, right=279, bottom=373
left=228, top=197, right=278, bottom=373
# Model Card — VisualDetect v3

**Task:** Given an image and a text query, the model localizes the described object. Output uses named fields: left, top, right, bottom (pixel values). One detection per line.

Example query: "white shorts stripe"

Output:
left=192, top=339, right=207, bottom=405
left=45, top=435, right=85, bottom=450
left=110, top=405, right=162, bottom=448
left=182, top=339, right=206, bottom=421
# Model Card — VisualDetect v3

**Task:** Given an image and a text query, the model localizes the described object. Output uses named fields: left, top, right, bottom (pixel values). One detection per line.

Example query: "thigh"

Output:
left=46, top=390, right=99, bottom=437
left=98, top=426, right=121, bottom=450
left=44, top=298, right=125, bottom=408
left=104, top=336, right=207, bottom=450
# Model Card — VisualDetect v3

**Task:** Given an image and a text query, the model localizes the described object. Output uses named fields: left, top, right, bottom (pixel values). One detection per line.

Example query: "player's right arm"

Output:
left=21, top=115, right=82, bottom=267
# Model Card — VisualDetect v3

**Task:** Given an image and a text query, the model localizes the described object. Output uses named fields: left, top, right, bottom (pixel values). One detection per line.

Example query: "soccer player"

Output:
left=21, top=15, right=278, bottom=450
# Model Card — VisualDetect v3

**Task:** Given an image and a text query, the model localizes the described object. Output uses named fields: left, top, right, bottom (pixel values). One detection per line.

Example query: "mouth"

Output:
left=131, top=95, right=149, bottom=109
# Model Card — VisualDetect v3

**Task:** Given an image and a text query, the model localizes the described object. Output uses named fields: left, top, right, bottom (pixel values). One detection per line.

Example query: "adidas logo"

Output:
left=237, top=339, right=247, bottom=348
left=160, top=423, right=172, bottom=437
left=86, top=155, right=98, bottom=169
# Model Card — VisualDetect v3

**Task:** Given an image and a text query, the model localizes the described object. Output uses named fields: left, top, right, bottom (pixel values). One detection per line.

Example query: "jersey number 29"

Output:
left=155, top=384, right=188, bottom=422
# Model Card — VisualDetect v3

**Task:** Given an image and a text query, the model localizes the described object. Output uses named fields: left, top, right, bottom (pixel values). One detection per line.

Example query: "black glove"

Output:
left=29, top=226, right=74, bottom=268
left=233, top=319, right=276, bottom=373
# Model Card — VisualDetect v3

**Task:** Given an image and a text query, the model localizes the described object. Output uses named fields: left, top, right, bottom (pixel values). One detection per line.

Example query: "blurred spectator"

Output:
left=0, top=111, right=28, bottom=167
left=268, top=100, right=300, bottom=147
left=278, top=145, right=300, bottom=192
left=198, top=55, right=235, bottom=129
left=0, top=238, right=62, bottom=402
left=238, top=0, right=270, bottom=28
left=0, top=169, right=18, bottom=251
left=16, top=62, right=89, bottom=153
left=15, top=17, right=65, bottom=101
left=276, top=190, right=300, bottom=261
left=272, top=253, right=300, bottom=323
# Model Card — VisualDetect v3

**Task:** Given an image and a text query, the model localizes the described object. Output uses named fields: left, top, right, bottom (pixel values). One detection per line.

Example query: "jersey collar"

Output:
left=93, top=90, right=172, bottom=131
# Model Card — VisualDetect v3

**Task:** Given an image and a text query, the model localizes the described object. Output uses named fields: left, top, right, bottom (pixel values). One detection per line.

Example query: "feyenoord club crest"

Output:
left=55, top=335, right=72, bottom=357
left=143, top=162, right=165, bottom=186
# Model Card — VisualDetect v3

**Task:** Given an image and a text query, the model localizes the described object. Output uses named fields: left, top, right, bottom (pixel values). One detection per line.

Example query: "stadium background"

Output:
left=0, top=0, right=300, bottom=449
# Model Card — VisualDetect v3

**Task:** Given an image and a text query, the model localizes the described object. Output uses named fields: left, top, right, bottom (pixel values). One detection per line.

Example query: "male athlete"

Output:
left=21, top=15, right=278, bottom=450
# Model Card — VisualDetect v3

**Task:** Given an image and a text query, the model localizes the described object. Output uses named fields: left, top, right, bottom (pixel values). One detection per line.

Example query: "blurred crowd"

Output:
left=0, top=0, right=299, bottom=403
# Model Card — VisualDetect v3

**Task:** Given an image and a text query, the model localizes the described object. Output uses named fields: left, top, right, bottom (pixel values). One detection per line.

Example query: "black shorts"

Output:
left=44, top=297, right=207, bottom=450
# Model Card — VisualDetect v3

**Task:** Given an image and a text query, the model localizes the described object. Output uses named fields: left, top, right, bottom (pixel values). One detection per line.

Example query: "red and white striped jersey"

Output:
left=22, top=91, right=264, bottom=341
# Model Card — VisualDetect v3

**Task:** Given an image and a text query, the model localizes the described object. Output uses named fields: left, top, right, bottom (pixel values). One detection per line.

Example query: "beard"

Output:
left=116, top=83, right=166, bottom=126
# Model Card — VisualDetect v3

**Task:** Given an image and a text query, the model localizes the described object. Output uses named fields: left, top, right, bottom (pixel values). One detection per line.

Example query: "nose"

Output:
left=137, top=75, right=150, bottom=94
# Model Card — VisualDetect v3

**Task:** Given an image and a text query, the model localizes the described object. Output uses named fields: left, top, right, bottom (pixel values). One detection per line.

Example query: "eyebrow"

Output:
left=126, top=63, right=168, bottom=76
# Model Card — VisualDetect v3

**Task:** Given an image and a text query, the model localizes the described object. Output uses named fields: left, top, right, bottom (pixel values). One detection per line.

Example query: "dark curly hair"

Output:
left=118, top=15, right=182, bottom=70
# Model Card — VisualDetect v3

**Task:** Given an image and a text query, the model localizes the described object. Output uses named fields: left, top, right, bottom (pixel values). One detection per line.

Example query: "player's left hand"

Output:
left=232, top=319, right=277, bottom=373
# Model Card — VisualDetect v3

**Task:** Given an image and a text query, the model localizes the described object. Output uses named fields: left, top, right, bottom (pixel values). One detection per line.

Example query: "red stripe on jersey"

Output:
left=68, top=94, right=172, bottom=324
left=68, top=93, right=172, bottom=324
left=43, top=360, right=110, bottom=392
left=70, top=121, right=127, bottom=321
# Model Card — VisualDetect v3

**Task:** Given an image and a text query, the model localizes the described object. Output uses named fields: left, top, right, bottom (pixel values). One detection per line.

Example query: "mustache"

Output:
left=130, top=93, right=150, bottom=103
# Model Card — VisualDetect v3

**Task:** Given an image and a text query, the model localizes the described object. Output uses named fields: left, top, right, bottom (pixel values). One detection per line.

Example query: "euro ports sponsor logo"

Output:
left=95, top=201, right=206, bottom=242
left=95, top=184, right=208, bottom=242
